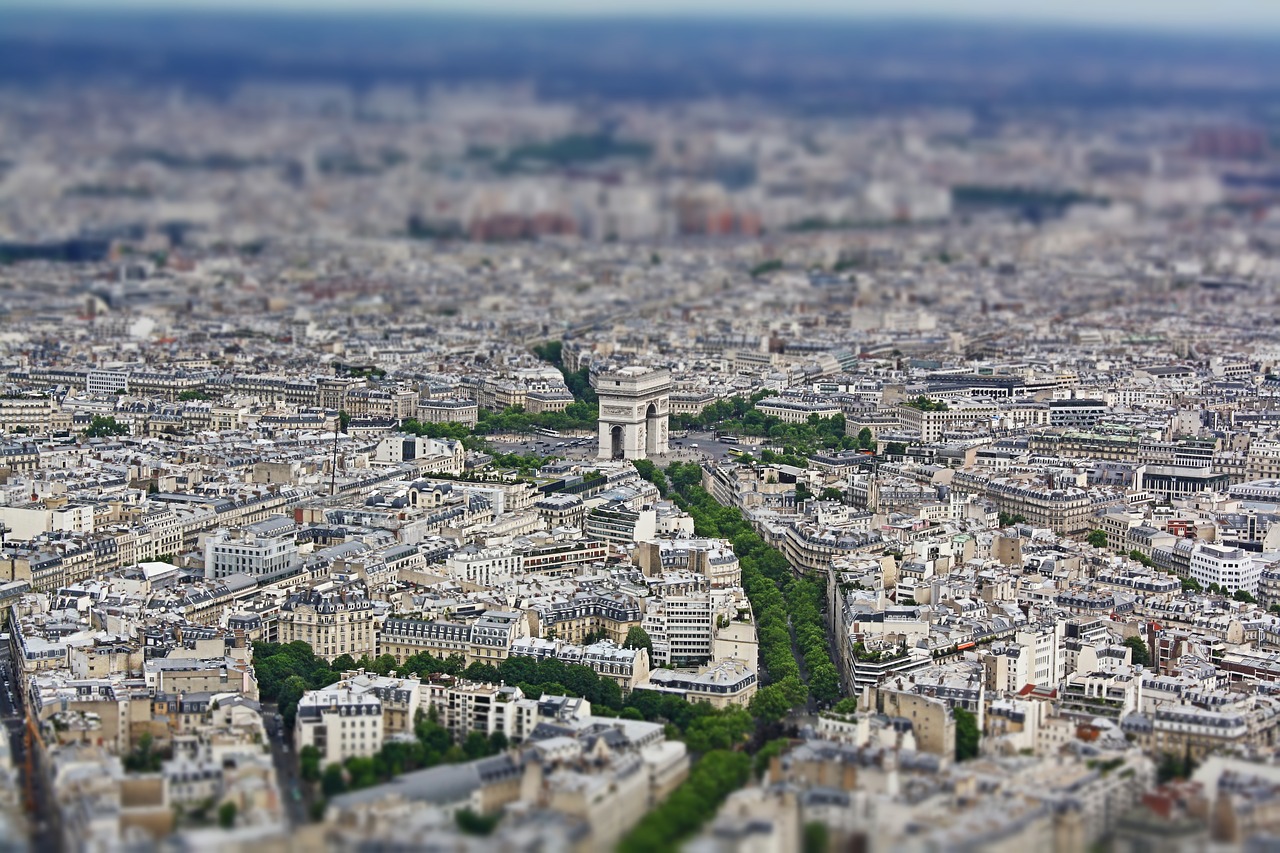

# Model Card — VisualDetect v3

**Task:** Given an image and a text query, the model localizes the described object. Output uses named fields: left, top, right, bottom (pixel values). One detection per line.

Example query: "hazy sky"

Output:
left=10, top=0, right=1280, bottom=34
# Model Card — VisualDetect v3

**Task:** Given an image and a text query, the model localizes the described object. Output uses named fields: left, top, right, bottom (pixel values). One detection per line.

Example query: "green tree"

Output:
left=344, top=755, right=379, bottom=789
left=218, top=801, right=237, bottom=829
left=803, top=822, right=830, bottom=853
left=819, top=487, right=844, bottom=502
left=338, top=410, right=351, bottom=431
left=455, top=808, right=501, bottom=836
left=632, top=459, right=669, bottom=496
left=1183, top=577, right=1203, bottom=593
left=954, top=707, right=980, bottom=762
left=300, top=745, right=321, bottom=783
left=1085, top=529, right=1108, bottom=549
left=750, top=258, right=784, bottom=278
left=276, top=674, right=310, bottom=729
left=623, top=626, right=654, bottom=660
left=1157, top=750, right=1197, bottom=783
left=616, top=750, right=751, bottom=853
left=83, top=415, right=129, bottom=438
left=749, top=684, right=793, bottom=723
left=530, top=340, right=564, bottom=366
left=321, top=764, right=347, bottom=798
left=753, top=738, right=789, bottom=779
left=1234, top=589, right=1258, bottom=604
left=123, top=731, right=166, bottom=772
left=1129, top=549, right=1155, bottom=568
left=463, top=731, right=494, bottom=760
left=903, top=395, right=948, bottom=412
left=1124, top=635, right=1150, bottom=667
left=683, top=708, right=753, bottom=753
left=855, top=427, right=874, bottom=449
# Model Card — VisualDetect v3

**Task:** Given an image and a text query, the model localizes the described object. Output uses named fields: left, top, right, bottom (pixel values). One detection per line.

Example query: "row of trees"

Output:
left=954, top=707, right=980, bottom=761
left=271, top=642, right=758, bottom=752
left=647, top=462, right=844, bottom=713
left=616, top=749, right=752, bottom=853
left=476, top=402, right=599, bottom=435
left=668, top=393, right=877, bottom=460
left=291, top=643, right=761, bottom=829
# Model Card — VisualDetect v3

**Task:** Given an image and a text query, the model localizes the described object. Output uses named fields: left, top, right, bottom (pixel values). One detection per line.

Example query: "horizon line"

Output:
left=1, top=4, right=1280, bottom=41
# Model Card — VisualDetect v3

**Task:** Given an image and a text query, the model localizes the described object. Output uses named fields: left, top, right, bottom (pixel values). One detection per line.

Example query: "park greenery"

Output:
left=531, top=339, right=598, bottom=404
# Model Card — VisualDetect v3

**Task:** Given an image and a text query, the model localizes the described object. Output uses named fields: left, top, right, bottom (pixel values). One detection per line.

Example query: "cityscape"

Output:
left=4, top=3, right=1280, bottom=851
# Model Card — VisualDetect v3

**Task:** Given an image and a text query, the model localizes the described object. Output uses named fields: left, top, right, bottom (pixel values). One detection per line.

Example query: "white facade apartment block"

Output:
left=444, top=546, right=522, bottom=587
left=203, top=517, right=299, bottom=582
left=86, top=369, right=129, bottom=396
left=1017, top=623, right=1065, bottom=688
left=643, top=596, right=714, bottom=668
left=295, top=687, right=385, bottom=767
left=1189, top=542, right=1261, bottom=595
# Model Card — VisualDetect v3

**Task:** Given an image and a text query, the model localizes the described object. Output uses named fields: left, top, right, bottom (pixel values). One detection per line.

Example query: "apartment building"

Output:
left=278, top=577, right=377, bottom=662
left=641, top=595, right=706, bottom=667
left=638, top=659, right=757, bottom=709
left=950, top=470, right=1110, bottom=535
left=416, top=398, right=480, bottom=427
left=380, top=610, right=529, bottom=667
left=635, top=538, right=741, bottom=589
left=528, top=591, right=642, bottom=645
left=1189, top=543, right=1262, bottom=596
left=584, top=502, right=657, bottom=545
left=895, top=399, right=998, bottom=442
left=0, top=394, right=58, bottom=433
left=203, top=516, right=299, bottom=582
left=755, top=397, right=842, bottom=424
left=295, top=682, right=387, bottom=766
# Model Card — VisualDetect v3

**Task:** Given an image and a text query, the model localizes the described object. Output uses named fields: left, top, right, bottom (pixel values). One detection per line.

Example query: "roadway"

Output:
left=262, top=701, right=311, bottom=827
left=0, top=649, right=58, bottom=853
